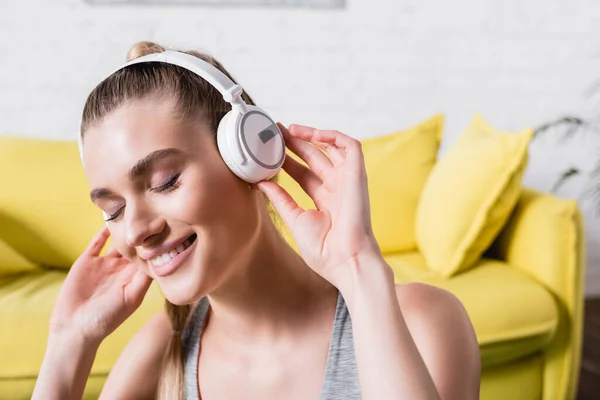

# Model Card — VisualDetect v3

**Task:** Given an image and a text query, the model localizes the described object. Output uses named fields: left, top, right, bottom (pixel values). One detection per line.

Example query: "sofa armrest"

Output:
left=491, top=187, right=585, bottom=400
left=492, top=188, right=584, bottom=303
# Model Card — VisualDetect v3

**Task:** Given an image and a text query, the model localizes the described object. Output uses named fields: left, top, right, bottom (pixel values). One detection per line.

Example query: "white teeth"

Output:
left=151, top=257, right=163, bottom=267
left=150, top=237, right=194, bottom=267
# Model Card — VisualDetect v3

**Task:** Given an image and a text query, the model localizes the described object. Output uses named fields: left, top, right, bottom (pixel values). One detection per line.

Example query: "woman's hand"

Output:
left=260, top=124, right=459, bottom=400
left=49, top=226, right=152, bottom=344
left=33, top=227, right=151, bottom=400
left=258, top=124, right=383, bottom=286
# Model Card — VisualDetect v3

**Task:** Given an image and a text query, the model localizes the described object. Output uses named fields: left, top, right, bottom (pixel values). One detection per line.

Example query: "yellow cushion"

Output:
left=387, top=251, right=558, bottom=367
left=277, top=115, right=444, bottom=253
left=0, top=237, right=41, bottom=277
left=0, top=136, right=103, bottom=270
left=415, top=115, right=533, bottom=277
left=0, top=272, right=164, bottom=383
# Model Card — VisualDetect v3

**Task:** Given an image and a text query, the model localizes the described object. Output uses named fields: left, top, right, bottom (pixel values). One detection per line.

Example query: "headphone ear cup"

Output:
left=218, top=106, right=286, bottom=183
left=217, top=110, right=250, bottom=181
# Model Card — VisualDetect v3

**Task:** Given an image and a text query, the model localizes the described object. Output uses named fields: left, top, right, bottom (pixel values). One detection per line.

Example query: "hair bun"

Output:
left=126, top=41, right=166, bottom=62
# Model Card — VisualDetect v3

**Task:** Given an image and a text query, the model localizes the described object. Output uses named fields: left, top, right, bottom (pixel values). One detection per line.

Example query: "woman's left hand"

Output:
left=257, top=124, right=383, bottom=286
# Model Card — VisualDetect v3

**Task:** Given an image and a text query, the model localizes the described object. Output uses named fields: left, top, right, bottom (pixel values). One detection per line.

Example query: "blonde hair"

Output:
left=80, top=41, right=278, bottom=400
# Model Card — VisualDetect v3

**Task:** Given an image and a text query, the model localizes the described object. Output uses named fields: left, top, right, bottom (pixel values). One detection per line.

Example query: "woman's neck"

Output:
left=205, top=203, right=337, bottom=343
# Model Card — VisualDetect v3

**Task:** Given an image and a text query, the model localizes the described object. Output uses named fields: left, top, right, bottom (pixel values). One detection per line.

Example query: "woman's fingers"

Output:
left=314, top=129, right=364, bottom=165
left=84, top=225, right=111, bottom=257
left=315, top=141, right=346, bottom=166
left=280, top=124, right=333, bottom=180
left=257, top=180, right=304, bottom=229
left=282, top=156, right=322, bottom=200
left=124, top=269, right=152, bottom=310
left=288, top=124, right=346, bottom=165
left=105, top=245, right=122, bottom=258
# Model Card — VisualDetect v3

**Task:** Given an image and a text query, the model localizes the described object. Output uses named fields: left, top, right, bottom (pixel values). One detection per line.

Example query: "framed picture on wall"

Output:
left=86, top=0, right=344, bottom=7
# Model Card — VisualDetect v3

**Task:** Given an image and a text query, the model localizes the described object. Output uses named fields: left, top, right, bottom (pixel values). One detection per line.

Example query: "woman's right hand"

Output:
left=49, top=225, right=153, bottom=344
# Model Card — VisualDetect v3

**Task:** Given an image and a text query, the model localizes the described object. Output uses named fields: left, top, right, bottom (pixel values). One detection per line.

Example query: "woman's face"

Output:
left=82, top=97, right=260, bottom=305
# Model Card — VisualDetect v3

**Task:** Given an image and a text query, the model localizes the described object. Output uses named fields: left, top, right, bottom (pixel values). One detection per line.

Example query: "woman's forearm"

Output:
left=32, top=331, right=100, bottom=400
left=336, top=254, right=440, bottom=400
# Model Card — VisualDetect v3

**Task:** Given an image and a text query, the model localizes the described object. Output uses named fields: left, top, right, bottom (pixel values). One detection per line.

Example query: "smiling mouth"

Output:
left=149, top=233, right=197, bottom=267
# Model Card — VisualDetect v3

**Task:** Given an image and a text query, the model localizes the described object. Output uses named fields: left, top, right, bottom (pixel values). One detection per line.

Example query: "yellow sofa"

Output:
left=0, top=130, right=584, bottom=400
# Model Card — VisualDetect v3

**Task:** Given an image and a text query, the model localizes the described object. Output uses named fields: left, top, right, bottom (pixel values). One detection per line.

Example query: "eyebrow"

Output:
left=89, top=148, right=185, bottom=203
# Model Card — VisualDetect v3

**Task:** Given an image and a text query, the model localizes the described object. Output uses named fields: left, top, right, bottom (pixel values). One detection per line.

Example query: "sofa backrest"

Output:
left=0, top=136, right=101, bottom=272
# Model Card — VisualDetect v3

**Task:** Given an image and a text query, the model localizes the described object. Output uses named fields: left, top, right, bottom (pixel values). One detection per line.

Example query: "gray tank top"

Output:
left=181, top=291, right=361, bottom=399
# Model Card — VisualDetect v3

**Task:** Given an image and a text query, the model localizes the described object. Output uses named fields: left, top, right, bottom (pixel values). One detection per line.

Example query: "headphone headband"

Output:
left=79, top=50, right=249, bottom=166
left=118, top=51, right=245, bottom=105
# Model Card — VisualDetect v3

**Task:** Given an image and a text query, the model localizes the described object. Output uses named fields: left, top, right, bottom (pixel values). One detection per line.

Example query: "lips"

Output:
left=149, top=234, right=196, bottom=267
left=149, top=233, right=197, bottom=277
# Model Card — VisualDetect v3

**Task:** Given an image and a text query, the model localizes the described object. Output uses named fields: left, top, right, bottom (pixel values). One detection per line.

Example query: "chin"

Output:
left=157, top=276, right=204, bottom=305
left=154, top=261, right=214, bottom=306
left=162, top=290, right=198, bottom=306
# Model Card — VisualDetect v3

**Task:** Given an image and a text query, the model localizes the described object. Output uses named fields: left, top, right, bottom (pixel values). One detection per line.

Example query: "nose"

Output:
left=124, top=201, right=166, bottom=248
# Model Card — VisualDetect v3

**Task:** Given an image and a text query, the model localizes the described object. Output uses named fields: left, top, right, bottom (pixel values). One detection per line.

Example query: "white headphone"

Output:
left=78, top=50, right=286, bottom=185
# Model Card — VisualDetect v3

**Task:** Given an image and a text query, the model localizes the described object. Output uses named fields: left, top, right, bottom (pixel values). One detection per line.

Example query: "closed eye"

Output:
left=105, top=173, right=182, bottom=223
left=105, top=207, right=124, bottom=223
left=152, top=173, right=181, bottom=193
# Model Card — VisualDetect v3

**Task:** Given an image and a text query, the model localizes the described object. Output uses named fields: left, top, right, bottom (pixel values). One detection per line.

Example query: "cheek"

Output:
left=172, top=168, right=244, bottom=222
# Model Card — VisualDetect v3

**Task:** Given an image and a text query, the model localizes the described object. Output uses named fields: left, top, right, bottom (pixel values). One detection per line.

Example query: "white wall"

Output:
left=2, top=0, right=600, bottom=295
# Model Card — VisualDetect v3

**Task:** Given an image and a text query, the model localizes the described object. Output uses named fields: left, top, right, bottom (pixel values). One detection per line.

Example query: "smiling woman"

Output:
left=32, top=41, right=480, bottom=400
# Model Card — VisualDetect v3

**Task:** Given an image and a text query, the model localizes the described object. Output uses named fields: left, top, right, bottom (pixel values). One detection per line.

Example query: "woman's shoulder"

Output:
left=394, top=283, right=480, bottom=395
left=395, top=283, right=462, bottom=312
left=394, top=282, right=475, bottom=336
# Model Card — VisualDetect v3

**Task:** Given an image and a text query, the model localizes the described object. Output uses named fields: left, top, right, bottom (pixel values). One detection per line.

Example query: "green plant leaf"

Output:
left=534, top=116, right=585, bottom=141
left=551, top=168, right=581, bottom=193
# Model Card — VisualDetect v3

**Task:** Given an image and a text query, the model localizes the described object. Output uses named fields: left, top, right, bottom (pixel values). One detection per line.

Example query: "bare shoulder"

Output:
left=99, top=310, right=172, bottom=400
left=394, top=282, right=469, bottom=323
left=395, top=283, right=481, bottom=400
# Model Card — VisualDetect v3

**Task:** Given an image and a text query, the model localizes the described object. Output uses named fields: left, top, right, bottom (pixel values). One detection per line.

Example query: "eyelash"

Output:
left=153, top=173, right=182, bottom=194
left=104, top=173, right=182, bottom=223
